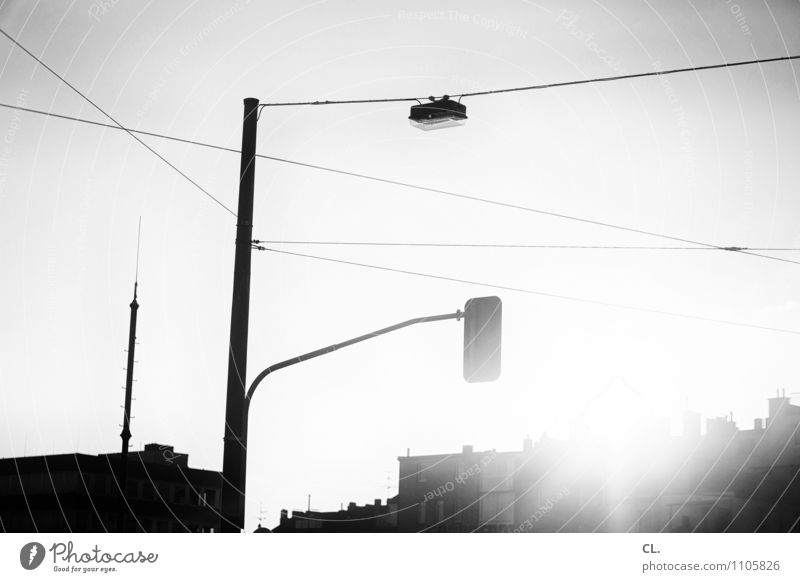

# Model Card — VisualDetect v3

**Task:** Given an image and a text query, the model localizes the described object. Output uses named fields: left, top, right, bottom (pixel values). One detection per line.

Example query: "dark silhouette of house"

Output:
left=396, top=439, right=581, bottom=533
left=272, top=497, right=398, bottom=532
left=272, top=393, right=800, bottom=533
left=0, top=443, right=221, bottom=532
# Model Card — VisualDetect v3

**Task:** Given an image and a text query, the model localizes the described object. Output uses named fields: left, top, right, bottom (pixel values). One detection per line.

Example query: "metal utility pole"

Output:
left=220, top=97, right=259, bottom=533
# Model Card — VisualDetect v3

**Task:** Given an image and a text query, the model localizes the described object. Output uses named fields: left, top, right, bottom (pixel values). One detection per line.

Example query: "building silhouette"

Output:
left=272, top=498, right=398, bottom=532
left=275, top=393, right=800, bottom=533
left=4, top=394, right=798, bottom=533
left=0, top=443, right=221, bottom=532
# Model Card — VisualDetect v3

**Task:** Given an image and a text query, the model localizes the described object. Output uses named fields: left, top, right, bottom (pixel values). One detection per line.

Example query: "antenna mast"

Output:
left=119, top=217, right=141, bottom=531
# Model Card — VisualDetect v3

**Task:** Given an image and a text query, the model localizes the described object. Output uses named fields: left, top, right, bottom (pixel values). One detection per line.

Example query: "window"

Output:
left=1, top=475, right=21, bottom=495
left=21, top=473, right=45, bottom=494
left=453, top=499, right=463, bottom=524
left=173, top=485, right=188, bottom=504
left=52, top=471, right=78, bottom=493
left=417, top=501, right=427, bottom=525
left=142, top=482, right=155, bottom=501
left=197, top=488, right=218, bottom=508
left=156, top=482, right=170, bottom=501
left=479, top=491, right=515, bottom=525
left=435, top=500, right=445, bottom=522
left=125, top=479, right=138, bottom=498
left=416, top=462, right=428, bottom=483
left=481, top=457, right=512, bottom=492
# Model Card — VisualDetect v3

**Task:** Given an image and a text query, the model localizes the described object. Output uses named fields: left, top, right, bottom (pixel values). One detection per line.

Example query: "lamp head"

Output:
left=409, top=95, right=467, bottom=130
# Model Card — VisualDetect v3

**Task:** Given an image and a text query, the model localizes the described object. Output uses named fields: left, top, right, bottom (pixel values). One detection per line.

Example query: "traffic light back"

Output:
left=463, top=296, right=502, bottom=383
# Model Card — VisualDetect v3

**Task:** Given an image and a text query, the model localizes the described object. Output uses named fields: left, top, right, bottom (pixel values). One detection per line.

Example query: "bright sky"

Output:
left=1, top=0, right=799, bottom=530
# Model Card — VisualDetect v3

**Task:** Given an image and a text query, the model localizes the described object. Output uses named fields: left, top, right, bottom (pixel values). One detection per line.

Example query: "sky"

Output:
left=1, top=0, right=799, bottom=530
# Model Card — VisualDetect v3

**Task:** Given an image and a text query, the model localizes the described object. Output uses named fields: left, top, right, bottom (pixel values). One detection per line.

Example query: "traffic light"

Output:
left=463, top=296, right=502, bottom=383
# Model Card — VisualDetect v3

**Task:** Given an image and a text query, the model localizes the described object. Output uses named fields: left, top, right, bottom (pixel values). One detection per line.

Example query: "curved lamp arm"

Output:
left=245, top=310, right=463, bottom=404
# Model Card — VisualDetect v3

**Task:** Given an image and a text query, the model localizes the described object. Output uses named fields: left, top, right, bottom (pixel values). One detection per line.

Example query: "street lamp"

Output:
left=220, top=98, right=259, bottom=534
left=408, top=95, right=468, bottom=130
left=220, top=98, right=491, bottom=533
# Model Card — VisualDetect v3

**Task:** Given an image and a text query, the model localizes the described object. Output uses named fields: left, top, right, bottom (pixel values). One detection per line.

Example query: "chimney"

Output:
left=462, top=445, right=473, bottom=454
left=768, top=391, right=790, bottom=419
left=280, top=509, right=288, bottom=525
left=523, top=435, right=533, bottom=451
left=406, top=448, right=410, bottom=457
left=374, top=499, right=381, bottom=507
left=754, top=418, right=763, bottom=430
